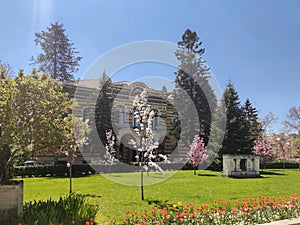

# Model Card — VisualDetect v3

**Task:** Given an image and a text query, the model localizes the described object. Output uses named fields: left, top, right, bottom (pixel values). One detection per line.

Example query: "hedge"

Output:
left=12, top=162, right=300, bottom=177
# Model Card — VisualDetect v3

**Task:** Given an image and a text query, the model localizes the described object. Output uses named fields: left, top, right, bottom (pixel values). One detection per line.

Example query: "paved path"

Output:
left=260, top=218, right=300, bottom=225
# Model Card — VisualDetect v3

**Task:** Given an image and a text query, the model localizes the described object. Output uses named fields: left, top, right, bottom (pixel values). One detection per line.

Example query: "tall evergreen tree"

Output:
left=95, top=72, right=114, bottom=146
left=31, top=22, right=82, bottom=81
left=242, top=98, right=263, bottom=151
left=220, top=82, right=250, bottom=155
left=174, top=29, right=217, bottom=145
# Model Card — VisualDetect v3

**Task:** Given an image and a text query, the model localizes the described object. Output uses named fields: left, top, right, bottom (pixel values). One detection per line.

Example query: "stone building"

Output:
left=37, top=80, right=187, bottom=165
left=222, top=154, right=260, bottom=178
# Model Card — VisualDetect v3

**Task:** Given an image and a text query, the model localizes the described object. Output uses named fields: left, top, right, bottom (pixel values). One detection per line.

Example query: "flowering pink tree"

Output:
left=253, top=138, right=274, bottom=171
left=188, top=135, right=208, bottom=175
left=274, top=134, right=291, bottom=168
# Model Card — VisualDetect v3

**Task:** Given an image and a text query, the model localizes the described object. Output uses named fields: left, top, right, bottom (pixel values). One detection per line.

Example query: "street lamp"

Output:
left=66, top=162, right=72, bottom=193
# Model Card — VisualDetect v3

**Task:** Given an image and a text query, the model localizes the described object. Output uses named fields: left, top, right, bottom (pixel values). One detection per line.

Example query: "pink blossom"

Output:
left=253, top=138, right=274, bottom=162
left=188, top=135, right=208, bottom=168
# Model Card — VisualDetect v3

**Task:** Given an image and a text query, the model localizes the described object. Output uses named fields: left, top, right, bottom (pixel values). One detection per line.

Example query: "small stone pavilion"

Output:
left=222, top=154, right=260, bottom=178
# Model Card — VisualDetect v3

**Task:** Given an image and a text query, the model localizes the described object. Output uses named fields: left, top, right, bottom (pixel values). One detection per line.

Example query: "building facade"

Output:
left=57, top=80, right=186, bottom=165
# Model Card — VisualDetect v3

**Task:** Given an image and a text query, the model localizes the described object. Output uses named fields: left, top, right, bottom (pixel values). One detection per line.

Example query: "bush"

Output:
left=13, top=164, right=97, bottom=177
left=15, top=194, right=99, bottom=225
left=262, top=162, right=299, bottom=169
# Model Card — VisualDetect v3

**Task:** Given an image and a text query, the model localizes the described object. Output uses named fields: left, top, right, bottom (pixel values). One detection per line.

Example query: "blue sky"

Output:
left=1, top=0, right=300, bottom=133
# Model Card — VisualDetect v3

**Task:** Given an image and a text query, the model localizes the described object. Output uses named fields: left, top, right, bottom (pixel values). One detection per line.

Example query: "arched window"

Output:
left=132, top=107, right=139, bottom=128
left=119, top=108, right=125, bottom=124
left=83, top=107, right=92, bottom=122
left=151, top=109, right=159, bottom=129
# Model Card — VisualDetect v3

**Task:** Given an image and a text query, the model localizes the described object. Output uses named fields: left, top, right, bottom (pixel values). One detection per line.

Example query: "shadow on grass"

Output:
left=228, top=172, right=286, bottom=179
left=80, top=193, right=102, bottom=198
left=197, top=174, right=217, bottom=177
left=36, top=173, right=95, bottom=179
left=260, top=171, right=286, bottom=176
left=146, top=199, right=169, bottom=208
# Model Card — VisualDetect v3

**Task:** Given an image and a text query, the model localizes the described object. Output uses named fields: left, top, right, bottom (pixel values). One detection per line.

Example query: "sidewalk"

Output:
left=260, top=218, right=300, bottom=225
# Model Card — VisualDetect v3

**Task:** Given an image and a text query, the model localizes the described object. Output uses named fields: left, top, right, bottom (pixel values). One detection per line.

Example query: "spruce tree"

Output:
left=31, top=22, right=82, bottom=81
left=242, top=98, right=262, bottom=151
left=220, top=82, right=250, bottom=155
left=95, top=72, right=114, bottom=146
left=174, top=29, right=217, bottom=144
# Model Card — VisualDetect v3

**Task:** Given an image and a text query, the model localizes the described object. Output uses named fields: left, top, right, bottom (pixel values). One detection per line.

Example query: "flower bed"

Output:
left=110, top=194, right=300, bottom=225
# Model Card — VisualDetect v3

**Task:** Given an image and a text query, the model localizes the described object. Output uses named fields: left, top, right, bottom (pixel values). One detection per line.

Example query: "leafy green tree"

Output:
left=0, top=60, right=14, bottom=77
left=31, top=22, right=82, bottom=81
left=0, top=69, right=84, bottom=184
left=174, top=29, right=217, bottom=144
left=220, top=82, right=250, bottom=155
left=242, top=98, right=263, bottom=151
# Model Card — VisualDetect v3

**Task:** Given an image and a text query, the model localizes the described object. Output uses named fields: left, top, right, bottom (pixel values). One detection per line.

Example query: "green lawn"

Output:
left=20, top=169, right=300, bottom=224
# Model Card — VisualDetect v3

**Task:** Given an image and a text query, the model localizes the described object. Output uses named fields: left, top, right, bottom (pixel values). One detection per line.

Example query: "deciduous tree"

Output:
left=0, top=60, right=14, bottom=77
left=188, top=135, right=208, bottom=175
left=284, top=106, right=300, bottom=134
left=261, top=112, right=278, bottom=134
left=129, top=90, right=168, bottom=200
left=0, top=69, right=85, bottom=184
left=105, top=129, right=116, bottom=175
left=274, top=133, right=291, bottom=168
left=253, top=138, right=274, bottom=171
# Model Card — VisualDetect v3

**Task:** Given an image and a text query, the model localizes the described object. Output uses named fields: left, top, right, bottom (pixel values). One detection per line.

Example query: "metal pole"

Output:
left=69, top=166, right=72, bottom=194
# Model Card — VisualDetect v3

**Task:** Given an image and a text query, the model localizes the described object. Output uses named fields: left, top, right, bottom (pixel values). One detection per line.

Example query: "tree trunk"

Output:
left=0, top=145, right=12, bottom=184
left=0, top=164, right=10, bottom=185
left=194, top=167, right=197, bottom=175
left=141, top=169, right=144, bottom=200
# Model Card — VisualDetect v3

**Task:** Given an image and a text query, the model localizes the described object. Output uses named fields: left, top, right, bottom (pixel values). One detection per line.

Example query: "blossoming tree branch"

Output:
left=129, top=90, right=168, bottom=200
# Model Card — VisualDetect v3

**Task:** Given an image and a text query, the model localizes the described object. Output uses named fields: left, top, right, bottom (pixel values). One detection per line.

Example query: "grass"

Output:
left=19, top=169, right=300, bottom=224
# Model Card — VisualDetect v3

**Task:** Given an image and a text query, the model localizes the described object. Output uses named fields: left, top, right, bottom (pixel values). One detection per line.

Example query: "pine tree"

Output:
left=31, top=22, right=82, bottom=81
left=220, top=82, right=250, bottom=155
left=174, top=29, right=217, bottom=144
left=95, top=72, right=114, bottom=146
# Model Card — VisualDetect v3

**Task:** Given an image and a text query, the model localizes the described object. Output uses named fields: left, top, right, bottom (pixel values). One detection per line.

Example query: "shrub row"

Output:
left=13, top=163, right=190, bottom=177
left=262, top=162, right=300, bottom=169
left=13, top=162, right=300, bottom=177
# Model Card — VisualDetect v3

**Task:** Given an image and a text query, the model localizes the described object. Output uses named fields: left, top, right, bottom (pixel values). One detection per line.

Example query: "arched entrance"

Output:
left=117, top=134, right=137, bottom=164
